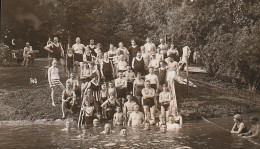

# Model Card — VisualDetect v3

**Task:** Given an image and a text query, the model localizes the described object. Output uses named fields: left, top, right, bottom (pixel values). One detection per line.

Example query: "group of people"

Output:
left=46, top=36, right=195, bottom=131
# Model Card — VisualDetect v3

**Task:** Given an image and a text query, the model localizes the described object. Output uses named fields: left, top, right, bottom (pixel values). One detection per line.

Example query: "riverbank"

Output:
left=0, top=58, right=260, bottom=121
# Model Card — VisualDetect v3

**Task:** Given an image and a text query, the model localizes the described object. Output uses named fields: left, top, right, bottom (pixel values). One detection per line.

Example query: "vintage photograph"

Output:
left=0, top=0, right=259, bottom=148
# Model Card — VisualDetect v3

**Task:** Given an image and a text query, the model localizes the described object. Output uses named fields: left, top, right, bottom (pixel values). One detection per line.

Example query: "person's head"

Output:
left=160, top=38, right=165, bottom=44
left=96, top=43, right=101, bottom=48
left=170, top=43, right=174, bottom=49
left=93, top=119, right=99, bottom=127
left=146, top=112, right=151, bottom=119
left=109, top=44, right=114, bottom=49
left=137, top=72, right=142, bottom=79
left=144, top=122, right=150, bottom=130
left=127, top=66, right=131, bottom=71
left=250, top=116, right=259, bottom=125
left=159, top=61, right=165, bottom=68
left=118, top=42, right=123, bottom=48
left=120, top=127, right=127, bottom=136
left=140, top=46, right=145, bottom=51
left=162, top=84, right=167, bottom=92
left=53, top=37, right=58, bottom=43
left=145, top=80, right=151, bottom=88
left=88, top=62, right=94, bottom=69
left=109, top=94, right=115, bottom=99
left=133, top=104, right=139, bottom=112
left=160, top=124, right=167, bottom=133
left=168, top=115, right=174, bottom=124
left=26, top=42, right=30, bottom=47
left=118, top=72, right=123, bottom=78
left=137, top=51, right=142, bottom=58
left=120, top=54, right=125, bottom=61
left=168, top=55, right=174, bottom=62
left=131, top=39, right=136, bottom=46
left=108, top=82, right=114, bottom=88
left=146, top=37, right=151, bottom=43
left=104, top=123, right=112, bottom=133
left=116, top=106, right=121, bottom=113
left=90, top=39, right=94, bottom=45
left=65, top=81, right=72, bottom=89
left=172, top=108, right=179, bottom=117
left=104, top=52, right=108, bottom=59
left=76, top=37, right=81, bottom=43
left=52, top=59, right=57, bottom=66
left=156, top=47, right=161, bottom=53
left=126, top=94, right=132, bottom=101
left=151, top=52, right=156, bottom=59
left=70, top=73, right=75, bottom=79
left=101, top=83, right=106, bottom=90
left=148, top=67, right=154, bottom=74
left=86, top=88, right=92, bottom=96
left=233, top=114, right=242, bottom=123
left=67, top=48, right=73, bottom=54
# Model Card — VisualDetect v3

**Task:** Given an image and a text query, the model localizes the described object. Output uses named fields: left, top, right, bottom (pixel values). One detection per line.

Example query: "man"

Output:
left=123, top=93, right=137, bottom=119
left=158, top=38, right=168, bottom=59
left=44, top=37, right=65, bottom=69
left=142, top=81, right=156, bottom=120
left=239, top=116, right=259, bottom=139
left=119, top=127, right=127, bottom=136
left=128, top=39, right=139, bottom=64
left=93, top=119, right=99, bottom=127
left=61, top=81, right=76, bottom=118
left=145, top=67, right=159, bottom=91
left=115, top=72, right=127, bottom=99
left=72, top=37, right=86, bottom=76
left=148, top=52, right=160, bottom=75
left=48, top=59, right=65, bottom=106
left=128, top=104, right=144, bottom=127
left=144, top=37, right=156, bottom=55
left=180, top=46, right=191, bottom=70
left=124, top=66, right=135, bottom=91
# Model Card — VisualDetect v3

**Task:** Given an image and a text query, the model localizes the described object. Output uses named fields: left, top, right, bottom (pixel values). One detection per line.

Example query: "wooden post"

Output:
left=186, top=55, right=189, bottom=94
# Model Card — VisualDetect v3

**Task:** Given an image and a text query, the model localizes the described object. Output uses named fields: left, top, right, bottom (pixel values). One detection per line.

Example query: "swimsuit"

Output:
left=102, top=60, right=114, bottom=81
left=50, top=44, right=62, bottom=60
left=133, top=57, right=145, bottom=75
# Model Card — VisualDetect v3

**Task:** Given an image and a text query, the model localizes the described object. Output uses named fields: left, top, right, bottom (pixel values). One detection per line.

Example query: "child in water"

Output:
left=101, top=123, right=114, bottom=134
left=113, top=106, right=125, bottom=126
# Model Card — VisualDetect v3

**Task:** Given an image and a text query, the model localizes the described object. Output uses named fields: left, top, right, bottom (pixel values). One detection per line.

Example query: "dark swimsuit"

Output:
left=51, top=44, right=62, bottom=60
left=102, top=60, right=113, bottom=81
left=133, top=57, right=145, bottom=75
left=234, top=123, right=248, bottom=133
left=161, top=102, right=170, bottom=110
left=143, top=98, right=155, bottom=107
left=158, top=68, right=166, bottom=85
left=67, top=54, right=74, bottom=70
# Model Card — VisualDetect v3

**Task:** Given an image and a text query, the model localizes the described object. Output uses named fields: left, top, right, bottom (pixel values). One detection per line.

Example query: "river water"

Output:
left=0, top=114, right=259, bottom=149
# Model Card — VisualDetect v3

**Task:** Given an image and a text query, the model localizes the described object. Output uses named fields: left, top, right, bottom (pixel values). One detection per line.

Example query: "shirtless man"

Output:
left=123, top=94, right=137, bottom=119
left=239, top=116, right=260, bottom=139
left=124, top=66, right=135, bottom=91
left=61, top=81, right=76, bottom=118
left=145, top=67, right=159, bottom=91
left=48, top=59, right=65, bottom=106
left=72, top=37, right=86, bottom=76
left=142, top=81, right=156, bottom=120
left=113, top=107, right=125, bottom=126
left=149, top=53, right=160, bottom=75
left=128, top=104, right=144, bottom=127
left=115, top=72, right=127, bottom=99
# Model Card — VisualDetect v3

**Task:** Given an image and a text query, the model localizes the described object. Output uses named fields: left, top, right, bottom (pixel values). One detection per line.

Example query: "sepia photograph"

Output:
left=0, top=0, right=259, bottom=148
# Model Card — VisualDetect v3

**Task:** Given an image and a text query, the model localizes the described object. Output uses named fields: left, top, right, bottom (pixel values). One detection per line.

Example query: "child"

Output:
left=81, top=100, right=95, bottom=125
left=158, top=61, right=167, bottom=85
left=101, top=123, right=114, bottom=134
left=66, top=48, right=74, bottom=77
left=113, top=106, right=125, bottom=126
left=144, top=121, right=151, bottom=130
left=108, top=82, right=117, bottom=99
left=100, top=83, right=108, bottom=118
left=160, top=124, right=167, bottom=133
left=124, top=66, right=136, bottom=91
left=101, top=94, right=120, bottom=120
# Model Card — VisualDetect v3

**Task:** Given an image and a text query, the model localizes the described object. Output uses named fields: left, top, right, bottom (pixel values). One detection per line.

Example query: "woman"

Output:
left=133, top=72, right=145, bottom=108
left=108, top=44, right=117, bottom=61
left=100, top=52, right=114, bottom=82
left=159, top=84, right=171, bottom=118
left=167, top=43, right=179, bottom=61
left=22, top=42, right=32, bottom=67
left=61, top=81, right=76, bottom=118
left=101, top=94, right=120, bottom=120
left=80, top=62, right=92, bottom=83
left=132, top=51, right=145, bottom=76
left=100, top=83, right=109, bottom=118
left=231, top=114, right=248, bottom=134
left=48, top=59, right=65, bottom=106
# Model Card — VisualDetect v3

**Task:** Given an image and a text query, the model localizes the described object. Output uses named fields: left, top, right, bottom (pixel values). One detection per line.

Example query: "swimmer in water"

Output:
left=113, top=106, right=125, bottom=126
left=144, top=121, right=151, bottom=130
left=61, top=120, right=70, bottom=132
left=128, top=104, right=145, bottom=127
left=101, top=123, right=114, bottom=134
left=93, top=119, right=99, bottom=127
left=160, top=123, right=167, bottom=133
left=157, top=114, right=166, bottom=127
left=119, top=127, right=127, bottom=136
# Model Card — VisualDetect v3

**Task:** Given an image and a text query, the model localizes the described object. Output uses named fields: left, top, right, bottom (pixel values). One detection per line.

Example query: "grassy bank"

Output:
left=0, top=58, right=260, bottom=121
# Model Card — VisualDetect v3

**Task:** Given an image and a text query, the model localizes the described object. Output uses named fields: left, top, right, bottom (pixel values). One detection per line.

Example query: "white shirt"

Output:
left=72, top=43, right=85, bottom=54
left=144, top=42, right=156, bottom=54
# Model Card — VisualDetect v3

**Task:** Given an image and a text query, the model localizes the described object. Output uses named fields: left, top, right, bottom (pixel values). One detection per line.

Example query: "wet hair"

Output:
left=250, top=116, right=259, bottom=122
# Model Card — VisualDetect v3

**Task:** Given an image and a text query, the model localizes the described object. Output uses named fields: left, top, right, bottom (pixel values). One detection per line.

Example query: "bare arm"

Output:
left=44, top=44, right=53, bottom=53
left=132, top=58, right=135, bottom=69
left=101, top=100, right=109, bottom=108
left=128, top=114, right=132, bottom=127
left=48, top=67, right=52, bottom=87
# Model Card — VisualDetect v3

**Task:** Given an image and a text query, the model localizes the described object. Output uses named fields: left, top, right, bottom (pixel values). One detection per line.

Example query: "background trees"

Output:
left=1, top=0, right=259, bottom=90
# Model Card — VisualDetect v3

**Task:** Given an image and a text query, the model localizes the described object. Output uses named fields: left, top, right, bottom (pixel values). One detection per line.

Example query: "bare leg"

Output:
left=51, top=87, right=56, bottom=106
left=62, top=101, right=66, bottom=118
left=161, top=106, right=166, bottom=117
left=143, top=106, right=149, bottom=119
left=150, top=106, right=156, bottom=120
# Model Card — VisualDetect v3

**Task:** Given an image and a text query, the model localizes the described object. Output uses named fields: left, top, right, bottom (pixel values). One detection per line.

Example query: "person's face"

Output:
left=169, top=57, right=173, bottom=62
left=134, top=105, right=139, bottom=112
left=149, top=68, right=154, bottom=74
left=126, top=95, right=131, bottom=101
left=110, top=95, right=114, bottom=99
left=163, top=86, right=167, bottom=91
left=110, top=44, right=114, bottom=49
left=116, top=107, right=121, bottom=112
left=146, top=82, right=151, bottom=88
left=233, top=118, right=238, bottom=123
left=66, top=82, right=71, bottom=88
left=101, top=84, right=106, bottom=90
left=26, top=43, right=30, bottom=47
left=250, top=119, right=257, bottom=125
left=137, top=73, right=141, bottom=79
left=160, top=125, right=167, bottom=133
left=169, top=117, right=174, bottom=123
left=120, top=55, right=124, bottom=60
left=54, top=38, right=58, bottom=43
left=119, top=43, right=123, bottom=48
left=109, top=83, right=113, bottom=88
left=93, top=119, right=99, bottom=127
left=160, top=39, right=164, bottom=44
left=52, top=61, right=57, bottom=66
left=120, top=129, right=127, bottom=136
left=131, top=41, right=136, bottom=46
left=104, top=125, right=111, bottom=133
left=144, top=123, right=150, bottom=130
left=104, top=53, right=108, bottom=59
left=68, top=50, right=73, bottom=54
left=160, top=62, right=163, bottom=67
left=76, top=38, right=80, bottom=43
left=90, top=40, right=94, bottom=45
left=171, top=44, right=174, bottom=48
left=137, top=52, right=141, bottom=58
left=146, top=38, right=151, bottom=43
left=160, top=117, right=166, bottom=124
